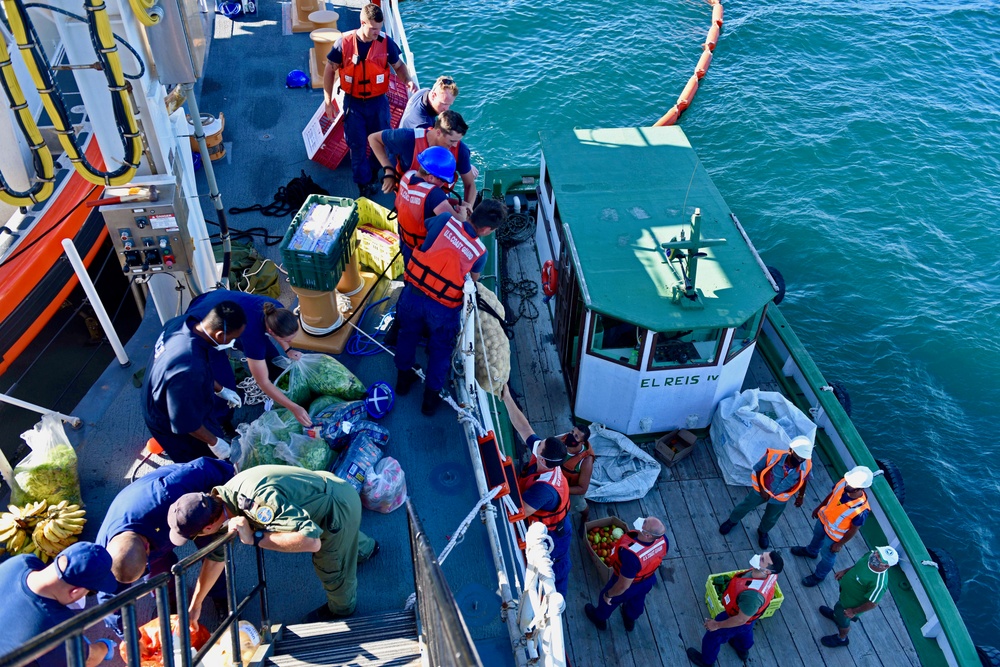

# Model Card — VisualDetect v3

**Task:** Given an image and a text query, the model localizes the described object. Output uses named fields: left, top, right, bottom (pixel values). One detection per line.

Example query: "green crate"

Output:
left=280, top=195, right=359, bottom=291
left=705, top=570, right=784, bottom=619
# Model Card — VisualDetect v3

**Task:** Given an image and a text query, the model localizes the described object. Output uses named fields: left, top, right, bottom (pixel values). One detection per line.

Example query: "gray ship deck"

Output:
left=504, top=239, right=920, bottom=666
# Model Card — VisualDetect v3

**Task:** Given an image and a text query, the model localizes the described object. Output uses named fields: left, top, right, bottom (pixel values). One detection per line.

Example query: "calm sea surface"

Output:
left=401, top=0, right=1000, bottom=646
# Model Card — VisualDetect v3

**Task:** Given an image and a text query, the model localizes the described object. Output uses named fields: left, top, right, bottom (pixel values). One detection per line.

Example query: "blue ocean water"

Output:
left=401, top=0, right=1000, bottom=647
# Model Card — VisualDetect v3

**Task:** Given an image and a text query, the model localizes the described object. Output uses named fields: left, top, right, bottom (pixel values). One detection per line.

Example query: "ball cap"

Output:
left=788, top=436, right=814, bottom=460
left=168, top=493, right=217, bottom=546
left=55, top=542, right=119, bottom=593
left=844, top=465, right=874, bottom=489
left=876, top=546, right=899, bottom=567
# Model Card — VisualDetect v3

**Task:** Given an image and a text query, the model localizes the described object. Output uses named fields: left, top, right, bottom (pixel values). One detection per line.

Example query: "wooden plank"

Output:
left=638, top=485, right=678, bottom=562
left=702, top=477, right=755, bottom=554
left=683, top=553, right=744, bottom=667
left=690, top=435, right=723, bottom=480
left=678, top=479, right=730, bottom=556
left=658, top=481, right=703, bottom=559
left=562, top=524, right=609, bottom=667
left=869, top=592, right=922, bottom=666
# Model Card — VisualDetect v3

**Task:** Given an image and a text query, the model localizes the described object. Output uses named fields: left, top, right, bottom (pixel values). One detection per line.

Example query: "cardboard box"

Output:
left=705, top=570, right=784, bottom=619
left=654, top=429, right=697, bottom=467
left=583, top=517, right=629, bottom=584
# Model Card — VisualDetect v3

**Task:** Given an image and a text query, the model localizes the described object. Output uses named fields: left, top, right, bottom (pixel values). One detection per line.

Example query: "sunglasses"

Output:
left=437, top=78, right=455, bottom=87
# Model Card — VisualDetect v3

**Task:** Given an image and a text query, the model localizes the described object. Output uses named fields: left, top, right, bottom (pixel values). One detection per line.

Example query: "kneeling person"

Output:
left=168, top=465, right=378, bottom=622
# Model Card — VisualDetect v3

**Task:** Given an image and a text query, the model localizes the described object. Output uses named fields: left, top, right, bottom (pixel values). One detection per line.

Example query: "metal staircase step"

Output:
left=267, top=609, right=421, bottom=667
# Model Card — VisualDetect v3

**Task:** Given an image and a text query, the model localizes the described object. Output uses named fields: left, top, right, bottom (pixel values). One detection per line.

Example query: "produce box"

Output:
left=279, top=195, right=358, bottom=291
left=704, top=570, right=784, bottom=619
left=583, top=516, right=629, bottom=584
left=654, top=429, right=697, bottom=467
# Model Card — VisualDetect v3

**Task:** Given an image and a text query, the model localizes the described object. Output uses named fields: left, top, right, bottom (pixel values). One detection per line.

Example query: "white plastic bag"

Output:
left=710, top=388, right=817, bottom=486
left=585, top=424, right=661, bottom=503
left=361, top=457, right=407, bottom=513
left=12, top=413, right=81, bottom=506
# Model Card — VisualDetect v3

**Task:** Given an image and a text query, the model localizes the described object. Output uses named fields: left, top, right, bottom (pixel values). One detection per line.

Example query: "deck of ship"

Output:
left=504, top=239, right=921, bottom=667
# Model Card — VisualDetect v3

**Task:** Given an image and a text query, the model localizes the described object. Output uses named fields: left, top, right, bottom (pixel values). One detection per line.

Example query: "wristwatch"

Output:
left=252, top=530, right=265, bottom=547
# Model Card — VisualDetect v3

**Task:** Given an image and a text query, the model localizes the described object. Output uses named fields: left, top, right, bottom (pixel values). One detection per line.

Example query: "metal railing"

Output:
left=406, top=500, right=481, bottom=667
left=0, top=532, right=269, bottom=667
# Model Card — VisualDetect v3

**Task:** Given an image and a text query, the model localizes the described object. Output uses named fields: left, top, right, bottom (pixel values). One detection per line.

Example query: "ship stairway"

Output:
left=266, top=610, right=421, bottom=667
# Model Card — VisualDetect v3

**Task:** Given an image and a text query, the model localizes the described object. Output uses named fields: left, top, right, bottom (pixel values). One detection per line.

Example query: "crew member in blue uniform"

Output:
left=95, top=457, right=236, bottom=634
left=142, top=301, right=246, bottom=463
left=399, top=75, right=459, bottom=129
left=186, top=289, right=311, bottom=426
left=393, top=200, right=506, bottom=415
left=501, top=383, right=573, bottom=598
left=322, top=2, right=416, bottom=197
left=584, top=516, right=668, bottom=632
left=0, top=542, right=120, bottom=667
left=369, top=110, right=478, bottom=206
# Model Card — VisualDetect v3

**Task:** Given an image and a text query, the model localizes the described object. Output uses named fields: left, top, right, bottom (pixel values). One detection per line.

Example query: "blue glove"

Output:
left=94, top=638, right=116, bottom=661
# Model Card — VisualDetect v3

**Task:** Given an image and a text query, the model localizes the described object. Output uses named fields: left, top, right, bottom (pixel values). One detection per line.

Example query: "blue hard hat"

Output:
left=365, top=381, right=395, bottom=419
left=286, top=70, right=309, bottom=89
left=216, top=0, right=241, bottom=17
left=191, top=149, right=202, bottom=171
left=417, top=146, right=456, bottom=182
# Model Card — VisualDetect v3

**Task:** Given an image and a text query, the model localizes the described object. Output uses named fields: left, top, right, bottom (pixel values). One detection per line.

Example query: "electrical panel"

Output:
left=100, top=178, right=195, bottom=277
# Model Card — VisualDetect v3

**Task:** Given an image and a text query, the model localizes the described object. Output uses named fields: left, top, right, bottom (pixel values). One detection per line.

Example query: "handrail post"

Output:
left=67, top=635, right=86, bottom=667
left=122, top=604, right=142, bottom=667
left=60, top=238, right=130, bottom=367
left=174, top=569, right=193, bottom=667
left=156, top=581, right=175, bottom=667
left=256, top=547, right=271, bottom=643
left=224, top=540, right=243, bottom=667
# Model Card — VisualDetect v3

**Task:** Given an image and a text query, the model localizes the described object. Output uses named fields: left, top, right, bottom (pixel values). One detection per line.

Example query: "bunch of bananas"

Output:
left=0, top=500, right=86, bottom=562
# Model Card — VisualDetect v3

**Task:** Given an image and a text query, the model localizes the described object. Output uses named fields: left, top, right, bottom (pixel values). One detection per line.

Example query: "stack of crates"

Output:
left=280, top=195, right=359, bottom=291
left=704, top=571, right=784, bottom=619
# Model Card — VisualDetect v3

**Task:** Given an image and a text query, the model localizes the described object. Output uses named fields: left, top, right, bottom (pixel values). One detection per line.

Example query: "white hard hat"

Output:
left=876, top=546, right=899, bottom=567
left=788, top=436, right=814, bottom=460
left=844, top=465, right=874, bottom=489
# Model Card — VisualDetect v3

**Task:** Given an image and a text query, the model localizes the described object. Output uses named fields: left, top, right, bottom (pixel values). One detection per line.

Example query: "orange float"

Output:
left=712, top=3, right=724, bottom=26
left=705, top=24, right=721, bottom=51
left=541, top=260, right=558, bottom=297
left=695, top=49, right=713, bottom=79
left=653, top=105, right=681, bottom=127
left=676, top=75, right=699, bottom=111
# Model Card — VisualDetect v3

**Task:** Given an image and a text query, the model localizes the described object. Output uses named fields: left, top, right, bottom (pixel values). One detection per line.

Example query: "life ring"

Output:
left=541, top=260, right=558, bottom=297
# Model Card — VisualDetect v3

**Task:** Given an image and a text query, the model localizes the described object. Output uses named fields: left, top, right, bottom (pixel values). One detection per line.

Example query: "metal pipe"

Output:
left=256, top=547, right=272, bottom=643
left=0, top=393, right=82, bottom=428
left=224, top=541, right=243, bottom=667
left=182, top=83, right=230, bottom=287
left=156, top=582, right=175, bottom=667
left=60, top=238, right=130, bottom=367
left=122, top=604, right=141, bottom=667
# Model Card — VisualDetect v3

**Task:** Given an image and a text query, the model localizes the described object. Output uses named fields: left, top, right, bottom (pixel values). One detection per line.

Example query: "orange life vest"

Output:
left=518, top=465, right=570, bottom=532
left=394, top=170, right=439, bottom=249
left=339, top=32, right=390, bottom=99
left=560, top=439, right=594, bottom=488
left=818, top=478, right=870, bottom=541
left=609, top=531, right=667, bottom=582
left=751, top=448, right=812, bottom=502
left=405, top=216, right=485, bottom=308
left=410, top=128, right=460, bottom=189
left=721, top=570, right=778, bottom=623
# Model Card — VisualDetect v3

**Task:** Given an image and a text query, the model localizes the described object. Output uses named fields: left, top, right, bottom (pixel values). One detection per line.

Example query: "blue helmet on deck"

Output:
left=286, top=70, right=309, bottom=89
left=417, top=146, right=456, bottom=182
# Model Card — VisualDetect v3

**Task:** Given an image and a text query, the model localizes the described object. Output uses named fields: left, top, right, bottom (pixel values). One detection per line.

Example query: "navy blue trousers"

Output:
left=393, top=285, right=460, bottom=391
left=344, top=95, right=390, bottom=186
left=592, top=573, right=656, bottom=622
left=701, top=612, right=756, bottom=664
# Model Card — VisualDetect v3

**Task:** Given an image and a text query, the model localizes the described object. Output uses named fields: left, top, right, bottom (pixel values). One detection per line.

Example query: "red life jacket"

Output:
left=751, top=448, right=812, bottom=502
left=409, top=128, right=460, bottom=190
left=518, top=464, right=570, bottom=532
left=560, top=439, right=594, bottom=488
left=394, top=170, right=439, bottom=249
left=405, top=216, right=485, bottom=308
left=609, top=531, right=667, bottom=582
left=339, top=32, right=390, bottom=99
left=721, top=571, right=778, bottom=623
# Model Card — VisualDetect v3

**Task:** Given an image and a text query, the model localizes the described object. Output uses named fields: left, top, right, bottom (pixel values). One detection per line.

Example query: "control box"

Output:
left=100, top=178, right=195, bottom=277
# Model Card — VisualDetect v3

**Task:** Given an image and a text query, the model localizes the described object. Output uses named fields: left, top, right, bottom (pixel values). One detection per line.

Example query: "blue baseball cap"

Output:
left=56, top=542, right=119, bottom=593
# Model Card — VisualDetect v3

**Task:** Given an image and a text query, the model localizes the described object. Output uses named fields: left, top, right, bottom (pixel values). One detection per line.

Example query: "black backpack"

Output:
left=229, top=170, right=329, bottom=217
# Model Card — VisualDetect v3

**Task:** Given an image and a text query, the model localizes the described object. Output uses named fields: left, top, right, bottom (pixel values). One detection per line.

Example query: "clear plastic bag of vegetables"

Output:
left=361, top=457, right=407, bottom=513
left=275, top=433, right=333, bottom=471
left=233, top=410, right=302, bottom=470
left=274, top=353, right=366, bottom=405
left=11, top=413, right=82, bottom=506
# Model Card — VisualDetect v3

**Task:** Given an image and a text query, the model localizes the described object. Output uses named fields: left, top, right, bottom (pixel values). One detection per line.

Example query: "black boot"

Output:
left=396, top=368, right=419, bottom=396
left=421, top=387, right=442, bottom=416
left=383, top=317, right=400, bottom=346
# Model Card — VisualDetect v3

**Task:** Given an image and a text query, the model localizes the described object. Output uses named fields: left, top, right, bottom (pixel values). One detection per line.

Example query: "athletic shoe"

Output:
left=757, top=530, right=770, bottom=549
left=821, top=634, right=850, bottom=648
left=801, top=574, right=824, bottom=587
left=791, top=545, right=817, bottom=559
left=819, top=605, right=836, bottom=622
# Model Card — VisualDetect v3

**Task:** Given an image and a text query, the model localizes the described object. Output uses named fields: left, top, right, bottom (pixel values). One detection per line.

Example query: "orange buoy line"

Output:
left=653, top=0, right=723, bottom=126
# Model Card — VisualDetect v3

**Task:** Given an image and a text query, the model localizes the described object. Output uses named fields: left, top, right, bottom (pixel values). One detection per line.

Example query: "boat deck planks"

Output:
left=506, top=248, right=921, bottom=666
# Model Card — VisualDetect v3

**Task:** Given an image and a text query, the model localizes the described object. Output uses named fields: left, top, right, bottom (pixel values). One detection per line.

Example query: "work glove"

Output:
left=209, top=438, right=231, bottom=459
left=216, top=387, right=242, bottom=409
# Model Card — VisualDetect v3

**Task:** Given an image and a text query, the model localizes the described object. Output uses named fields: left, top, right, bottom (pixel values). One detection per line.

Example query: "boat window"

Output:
left=648, top=328, right=723, bottom=369
left=726, top=307, right=765, bottom=362
left=588, top=313, right=644, bottom=368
